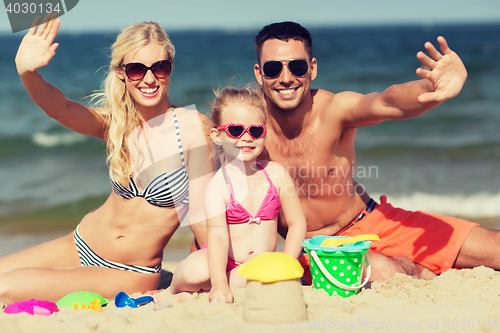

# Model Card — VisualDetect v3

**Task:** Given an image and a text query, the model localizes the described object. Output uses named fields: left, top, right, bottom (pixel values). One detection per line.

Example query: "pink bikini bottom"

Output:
left=200, top=243, right=242, bottom=273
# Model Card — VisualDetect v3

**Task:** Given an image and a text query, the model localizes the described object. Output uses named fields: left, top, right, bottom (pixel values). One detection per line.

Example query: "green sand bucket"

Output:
left=302, top=236, right=371, bottom=297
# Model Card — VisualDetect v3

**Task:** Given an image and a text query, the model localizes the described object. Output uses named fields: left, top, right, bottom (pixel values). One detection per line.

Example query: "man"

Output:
left=253, top=21, right=498, bottom=281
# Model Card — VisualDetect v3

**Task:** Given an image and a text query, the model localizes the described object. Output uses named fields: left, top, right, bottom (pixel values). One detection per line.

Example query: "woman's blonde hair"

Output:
left=94, top=22, right=175, bottom=186
left=209, top=84, right=267, bottom=163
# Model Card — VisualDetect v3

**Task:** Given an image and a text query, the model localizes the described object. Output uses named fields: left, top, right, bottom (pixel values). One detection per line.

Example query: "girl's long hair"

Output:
left=92, top=22, right=175, bottom=186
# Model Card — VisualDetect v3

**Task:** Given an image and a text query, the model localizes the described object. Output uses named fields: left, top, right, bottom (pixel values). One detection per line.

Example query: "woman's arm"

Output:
left=15, top=15, right=106, bottom=139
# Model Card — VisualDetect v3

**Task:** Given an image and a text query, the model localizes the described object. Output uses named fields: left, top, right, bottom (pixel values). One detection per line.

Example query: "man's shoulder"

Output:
left=311, top=88, right=334, bottom=100
left=312, top=89, right=363, bottom=117
left=312, top=89, right=359, bottom=104
left=310, top=89, right=337, bottom=116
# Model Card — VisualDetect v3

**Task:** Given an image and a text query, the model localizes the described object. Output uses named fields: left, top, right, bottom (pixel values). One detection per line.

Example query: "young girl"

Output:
left=166, top=86, right=307, bottom=303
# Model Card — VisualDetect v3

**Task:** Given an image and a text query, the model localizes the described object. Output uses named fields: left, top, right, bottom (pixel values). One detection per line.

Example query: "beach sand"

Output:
left=1, top=215, right=500, bottom=332
left=1, top=264, right=500, bottom=333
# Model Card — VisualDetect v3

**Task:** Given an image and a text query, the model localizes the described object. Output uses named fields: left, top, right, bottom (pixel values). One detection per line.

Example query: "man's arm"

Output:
left=338, top=36, right=467, bottom=128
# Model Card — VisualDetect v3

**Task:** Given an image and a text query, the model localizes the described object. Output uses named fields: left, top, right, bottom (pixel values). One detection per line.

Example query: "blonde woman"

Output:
left=0, top=15, right=212, bottom=304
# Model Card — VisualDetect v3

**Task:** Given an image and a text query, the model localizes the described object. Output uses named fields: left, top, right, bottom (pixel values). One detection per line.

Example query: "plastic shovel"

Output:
left=320, top=234, right=380, bottom=247
left=114, top=292, right=154, bottom=308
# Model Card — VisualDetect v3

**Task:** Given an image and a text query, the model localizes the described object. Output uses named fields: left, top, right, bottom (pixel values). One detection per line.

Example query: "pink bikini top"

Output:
left=224, top=162, right=281, bottom=225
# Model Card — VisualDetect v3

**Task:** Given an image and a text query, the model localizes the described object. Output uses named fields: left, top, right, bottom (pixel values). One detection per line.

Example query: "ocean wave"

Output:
left=356, top=133, right=500, bottom=151
left=32, top=132, right=87, bottom=147
left=374, top=191, right=500, bottom=219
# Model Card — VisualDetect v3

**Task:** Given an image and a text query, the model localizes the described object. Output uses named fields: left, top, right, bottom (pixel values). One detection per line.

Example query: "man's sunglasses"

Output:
left=216, top=123, right=267, bottom=140
left=121, top=60, right=173, bottom=81
left=261, top=59, right=309, bottom=79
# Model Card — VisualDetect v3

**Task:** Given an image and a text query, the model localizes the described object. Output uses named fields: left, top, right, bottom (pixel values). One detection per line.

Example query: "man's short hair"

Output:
left=255, top=21, right=313, bottom=63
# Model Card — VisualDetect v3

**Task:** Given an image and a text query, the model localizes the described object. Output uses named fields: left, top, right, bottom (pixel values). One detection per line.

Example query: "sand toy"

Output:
left=320, top=234, right=379, bottom=247
left=56, top=291, right=109, bottom=309
left=73, top=298, right=103, bottom=312
left=4, top=299, right=59, bottom=316
left=302, top=235, right=373, bottom=297
left=114, top=292, right=154, bottom=308
left=238, top=252, right=307, bottom=323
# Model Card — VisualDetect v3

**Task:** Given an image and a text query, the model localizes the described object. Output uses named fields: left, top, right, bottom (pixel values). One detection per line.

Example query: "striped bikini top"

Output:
left=110, top=108, right=189, bottom=208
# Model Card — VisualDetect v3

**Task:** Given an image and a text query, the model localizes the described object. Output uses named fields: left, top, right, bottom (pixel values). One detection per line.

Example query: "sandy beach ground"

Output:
left=2, top=218, right=500, bottom=332
left=2, top=264, right=500, bottom=333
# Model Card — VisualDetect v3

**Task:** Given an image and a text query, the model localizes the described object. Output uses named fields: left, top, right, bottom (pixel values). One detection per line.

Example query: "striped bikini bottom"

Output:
left=74, top=224, right=161, bottom=274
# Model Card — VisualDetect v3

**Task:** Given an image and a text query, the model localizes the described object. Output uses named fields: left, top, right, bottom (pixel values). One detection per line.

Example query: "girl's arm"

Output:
left=16, top=15, right=106, bottom=139
left=272, top=163, right=307, bottom=258
left=204, top=175, right=233, bottom=303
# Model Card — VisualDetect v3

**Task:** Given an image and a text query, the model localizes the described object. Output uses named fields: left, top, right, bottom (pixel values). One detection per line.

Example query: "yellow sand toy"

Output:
left=238, top=252, right=303, bottom=283
left=320, top=234, right=380, bottom=247
left=74, top=299, right=103, bottom=312
left=238, top=252, right=307, bottom=323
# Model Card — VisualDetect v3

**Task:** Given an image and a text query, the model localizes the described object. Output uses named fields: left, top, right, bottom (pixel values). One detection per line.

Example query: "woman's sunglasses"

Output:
left=121, top=60, right=173, bottom=81
left=216, top=123, right=267, bottom=140
left=261, top=59, right=309, bottom=79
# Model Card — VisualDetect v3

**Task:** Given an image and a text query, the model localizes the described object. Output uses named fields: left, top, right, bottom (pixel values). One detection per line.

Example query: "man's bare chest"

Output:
left=265, top=131, right=340, bottom=183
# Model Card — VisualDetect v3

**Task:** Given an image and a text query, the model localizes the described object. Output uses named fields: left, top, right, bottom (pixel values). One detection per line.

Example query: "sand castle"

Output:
left=238, top=252, right=307, bottom=324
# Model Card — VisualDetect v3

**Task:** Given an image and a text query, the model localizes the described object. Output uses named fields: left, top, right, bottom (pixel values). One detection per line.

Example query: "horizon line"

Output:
left=1, top=19, right=499, bottom=36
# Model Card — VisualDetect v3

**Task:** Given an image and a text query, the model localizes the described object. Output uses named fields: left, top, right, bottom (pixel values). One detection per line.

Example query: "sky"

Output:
left=1, top=0, right=500, bottom=34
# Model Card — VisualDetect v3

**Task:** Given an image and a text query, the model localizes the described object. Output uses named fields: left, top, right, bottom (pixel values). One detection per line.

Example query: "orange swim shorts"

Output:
left=338, top=195, right=479, bottom=274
